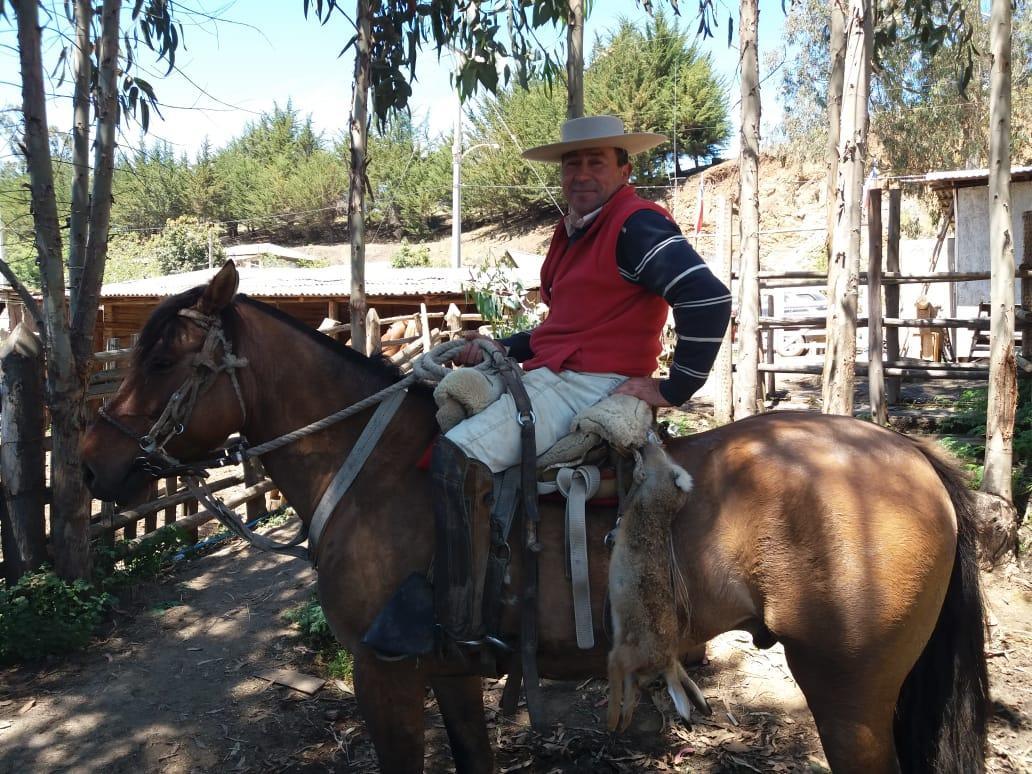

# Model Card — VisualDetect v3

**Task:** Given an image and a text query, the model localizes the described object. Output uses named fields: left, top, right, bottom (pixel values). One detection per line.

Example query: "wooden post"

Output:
left=366, top=307, right=381, bottom=355
left=867, top=188, right=887, bottom=424
left=763, top=294, right=775, bottom=399
left=713, top=197, right=735, bottom=425
left=885, top=189, right=902, bottom=403
left=328, top=300, right=342, bottom=341
left=445, top=303, right=463, bottom=339
left=184, top=498, right=200, bottom=544
left=1021, top=211, right=1032, bottom=361
left=0, top=324, right=47, bottom=582
left=419, top=303, right=432, bottom=352
left=243, top=457, right=265, bottom=524
left=163, top=477, right=178, bottom=527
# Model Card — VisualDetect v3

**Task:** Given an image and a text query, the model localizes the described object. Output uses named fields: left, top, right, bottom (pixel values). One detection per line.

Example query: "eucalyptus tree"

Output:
left=5, top=0, right=181, bottom=579
left=982, top=0, right=1016, bottom=499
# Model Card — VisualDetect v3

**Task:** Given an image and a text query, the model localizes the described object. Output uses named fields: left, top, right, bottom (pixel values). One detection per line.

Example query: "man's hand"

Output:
left=613, top=377, right=672, bottom=408
left=452, top=332, right=505, bottom=366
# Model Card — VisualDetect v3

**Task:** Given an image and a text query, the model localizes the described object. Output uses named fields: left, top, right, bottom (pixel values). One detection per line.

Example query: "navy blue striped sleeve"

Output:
left=616, top=209, right=731, bottom=406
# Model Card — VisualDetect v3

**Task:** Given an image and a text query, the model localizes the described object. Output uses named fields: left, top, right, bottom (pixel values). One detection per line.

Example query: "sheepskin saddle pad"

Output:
left=433, top=367, right=654, bottom=470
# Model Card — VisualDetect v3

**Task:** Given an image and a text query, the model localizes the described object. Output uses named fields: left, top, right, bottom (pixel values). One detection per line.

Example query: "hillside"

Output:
left=299, top=156, right=839, bottom=273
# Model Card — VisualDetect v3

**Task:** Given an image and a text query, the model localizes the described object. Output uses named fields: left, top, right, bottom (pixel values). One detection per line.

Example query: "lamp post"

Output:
left=451, top=97, right=499, bottom=268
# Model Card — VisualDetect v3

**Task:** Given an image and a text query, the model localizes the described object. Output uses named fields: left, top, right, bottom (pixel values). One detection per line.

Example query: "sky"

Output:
left=0, top=1, right=789, bottom=161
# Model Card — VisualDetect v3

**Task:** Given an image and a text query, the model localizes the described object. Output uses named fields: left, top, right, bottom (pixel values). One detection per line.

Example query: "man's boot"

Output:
left=431, top=437, right=495, bottom=645
left=361, top=437, right=493, bottom=658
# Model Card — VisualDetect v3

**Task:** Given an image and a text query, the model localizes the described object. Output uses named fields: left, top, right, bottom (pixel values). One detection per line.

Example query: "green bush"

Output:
left=464, top=259, right=542, bottom=338
left=284, top=596, right=335, bottom=647
left=389, top=243, right=432, bottom=268
left=0, top=569, right=111, bottom=663
left=283, top=596, right=353, bottom=680
left=93, top=525, right=189, bottom=592
left=938, top=383, right=1032, bottom=496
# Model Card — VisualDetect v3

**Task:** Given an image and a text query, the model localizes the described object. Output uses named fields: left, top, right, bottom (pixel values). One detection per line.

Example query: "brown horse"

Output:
left=82, top=263, right=989, bottom=774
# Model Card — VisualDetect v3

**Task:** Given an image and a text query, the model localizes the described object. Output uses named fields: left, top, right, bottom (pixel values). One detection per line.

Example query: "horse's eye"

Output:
left=149, top=358, right=176, bottom=372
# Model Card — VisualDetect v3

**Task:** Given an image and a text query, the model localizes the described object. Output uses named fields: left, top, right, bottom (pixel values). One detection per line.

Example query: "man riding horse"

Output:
left=376, top=115, right=732, bottom=657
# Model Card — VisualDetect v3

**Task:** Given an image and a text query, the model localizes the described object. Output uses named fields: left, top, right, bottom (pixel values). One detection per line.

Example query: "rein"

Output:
left=98, top=311, right=498, bottom=563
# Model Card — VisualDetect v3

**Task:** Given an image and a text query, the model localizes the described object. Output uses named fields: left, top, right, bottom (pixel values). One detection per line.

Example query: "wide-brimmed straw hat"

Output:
left=521, top=115, right=667, bottom=162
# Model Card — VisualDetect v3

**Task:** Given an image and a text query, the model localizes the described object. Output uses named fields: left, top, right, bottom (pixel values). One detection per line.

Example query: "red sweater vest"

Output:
left=524, top=186, right=671, bottom=376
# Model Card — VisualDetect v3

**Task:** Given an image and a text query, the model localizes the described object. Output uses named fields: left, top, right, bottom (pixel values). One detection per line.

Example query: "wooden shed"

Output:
left=923, top=164, right=1032, bottom=355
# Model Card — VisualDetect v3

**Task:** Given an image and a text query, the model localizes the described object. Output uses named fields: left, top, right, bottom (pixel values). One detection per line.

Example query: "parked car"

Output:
left=763, top=289, right=828, bottom=357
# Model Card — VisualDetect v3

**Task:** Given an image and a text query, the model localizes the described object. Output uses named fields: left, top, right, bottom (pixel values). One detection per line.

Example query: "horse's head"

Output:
left=83, top=262, right=249, bottom=503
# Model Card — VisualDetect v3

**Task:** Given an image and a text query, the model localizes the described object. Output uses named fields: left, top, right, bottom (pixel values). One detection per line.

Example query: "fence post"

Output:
left=445, top=303, right=463, bottom=339
left=713, top=196, right=735, bottom=424
left=366, top=307, right=381, bottom=355
left=867, top=188, right=887, bottom=424
left=763, top=294, right=775, bottom=399
left=243, top=457, right=266, bottom=523
left=0, top=324, right=47, bottom=582
left=885, top=189, right=902, bottom=403
left=1022, top=211, right=1032, bottom=361
left=163, top=477, right=178, bottom=527
left=419, top=303, right=432, bottom=352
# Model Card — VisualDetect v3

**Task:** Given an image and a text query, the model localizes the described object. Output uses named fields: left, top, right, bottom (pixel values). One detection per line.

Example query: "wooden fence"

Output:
left=712, top=188, right=1032, bottom=422
left=0, top=302, right=472, bottom=581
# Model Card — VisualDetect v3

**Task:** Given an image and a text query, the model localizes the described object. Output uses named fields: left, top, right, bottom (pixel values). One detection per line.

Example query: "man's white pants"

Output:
left=444, top=369, right=628, bottom=473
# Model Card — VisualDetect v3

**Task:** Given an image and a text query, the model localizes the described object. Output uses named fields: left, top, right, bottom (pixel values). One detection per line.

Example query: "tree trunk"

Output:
left=0, top=324, right=47, bottom=583
left=67, top=0, right=92, bottom=309
left=735, top=0, right=762, bottom=418
left=825, top=0, right=847, bottom=259
left=71, top=0, right=121, bottom=368
left=982, top=0, right=1016, bottom=500
left=822, top=0, right=872, bottom=416
left=13, top=0, right=104, bottom=579
left=566, top=0, right=584, bottom=119
left=348, top=0, right=372, bottom=354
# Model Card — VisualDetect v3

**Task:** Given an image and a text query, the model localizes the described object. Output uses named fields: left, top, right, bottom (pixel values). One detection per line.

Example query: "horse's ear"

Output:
left=197, top=261, right=239, bottom=316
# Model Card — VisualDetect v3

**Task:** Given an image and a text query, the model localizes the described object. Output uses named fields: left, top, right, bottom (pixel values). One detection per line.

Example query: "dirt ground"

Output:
left=1, top=510, right=1031, bottom=774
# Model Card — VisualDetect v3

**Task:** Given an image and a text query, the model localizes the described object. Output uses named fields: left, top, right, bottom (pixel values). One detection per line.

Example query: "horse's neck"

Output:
left=234, top=306, right=436, bottom=521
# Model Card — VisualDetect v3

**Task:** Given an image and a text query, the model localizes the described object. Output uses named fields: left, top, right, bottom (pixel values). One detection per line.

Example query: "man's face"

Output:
left=560, top=147, right=632, bottom=218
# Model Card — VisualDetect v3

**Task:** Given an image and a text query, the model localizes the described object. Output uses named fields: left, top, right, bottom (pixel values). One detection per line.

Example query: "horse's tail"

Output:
left=894, top=441, right=990, bottom=774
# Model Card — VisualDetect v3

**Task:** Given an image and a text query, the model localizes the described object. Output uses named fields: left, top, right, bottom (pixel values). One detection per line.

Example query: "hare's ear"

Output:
left=198, top=261, right=239, bottom=316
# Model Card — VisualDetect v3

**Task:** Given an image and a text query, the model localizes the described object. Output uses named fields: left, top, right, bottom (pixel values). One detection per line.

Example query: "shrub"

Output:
left=464, top=259, right=543, bottom=338
left=284, top=596, right=335, bottom=647
left=0, top=569, right=111, bottom=663
left=93, top=525, right=189, bottom=592
left=390, top=243, right=432, bottom=268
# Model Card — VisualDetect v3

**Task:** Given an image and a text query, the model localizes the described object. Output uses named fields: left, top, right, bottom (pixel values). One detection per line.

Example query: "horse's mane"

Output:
left=235, top=295, right=413, bottom=385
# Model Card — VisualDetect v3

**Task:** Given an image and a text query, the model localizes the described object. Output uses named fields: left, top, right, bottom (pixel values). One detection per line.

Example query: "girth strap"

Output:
left=308, top=388, right=408, bottom=566
left=539, top=465, right=601, bottom=649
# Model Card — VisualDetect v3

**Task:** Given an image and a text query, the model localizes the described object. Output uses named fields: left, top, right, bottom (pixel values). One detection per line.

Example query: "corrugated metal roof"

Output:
left=921, top=165, right=1032, bottom=185
left=99, top=261, right=543, bottom=299
left=224, top=243, right=315, bottom=262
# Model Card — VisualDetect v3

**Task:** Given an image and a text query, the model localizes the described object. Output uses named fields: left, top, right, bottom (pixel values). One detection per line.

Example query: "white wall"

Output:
left=952, top=180, right=1032, bottom=356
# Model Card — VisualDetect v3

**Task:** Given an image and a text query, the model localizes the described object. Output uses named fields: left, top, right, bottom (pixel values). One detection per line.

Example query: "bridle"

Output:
left=98, top=308, right=250, bottom=479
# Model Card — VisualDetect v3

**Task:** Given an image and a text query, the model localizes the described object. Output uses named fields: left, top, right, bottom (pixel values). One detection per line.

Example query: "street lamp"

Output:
left=451, top=100, right=499, bottom=268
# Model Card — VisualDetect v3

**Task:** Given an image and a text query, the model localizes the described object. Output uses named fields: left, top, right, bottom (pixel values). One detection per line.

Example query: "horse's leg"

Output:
left=430, top=675, right=494, bottom=774
left=353, top=655, right=427, bottom=773
left=785, top=648, right=901, bottom=774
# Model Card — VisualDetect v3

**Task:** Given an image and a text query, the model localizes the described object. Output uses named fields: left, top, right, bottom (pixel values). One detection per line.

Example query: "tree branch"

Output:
left=0, top=257, right=44, bottom=332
